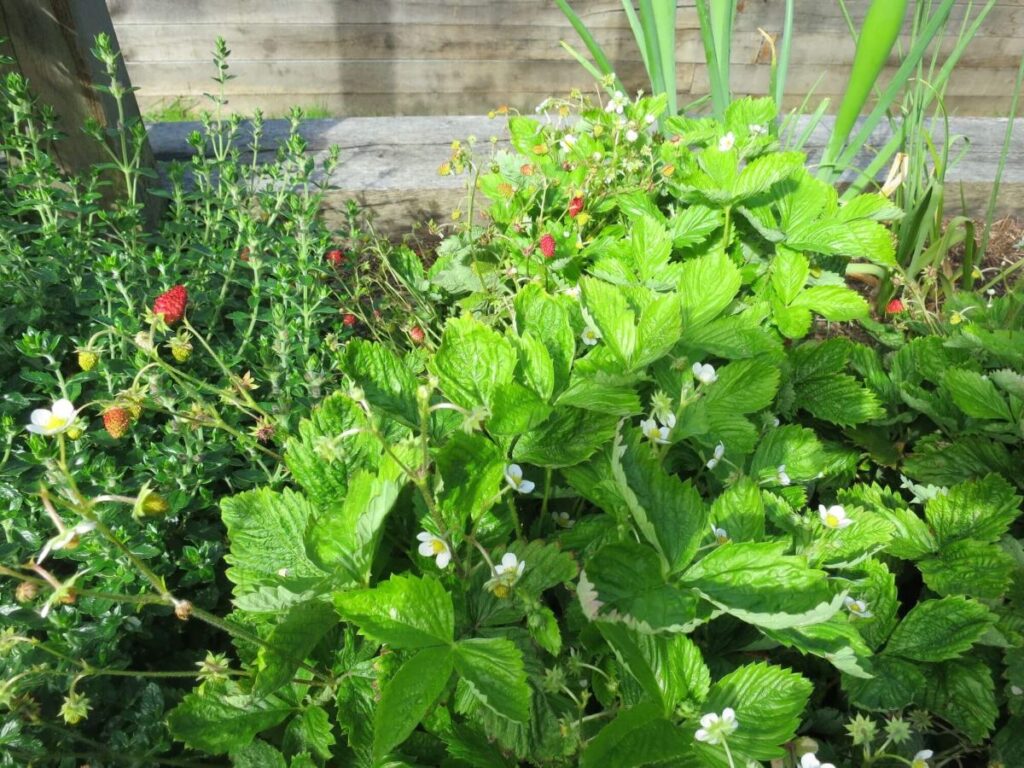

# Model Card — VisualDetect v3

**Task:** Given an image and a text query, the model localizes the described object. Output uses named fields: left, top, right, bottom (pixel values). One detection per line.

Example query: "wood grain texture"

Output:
left=105, top=0, right=1024, bottom=117
left=146, top=115, right=1024, bottom=232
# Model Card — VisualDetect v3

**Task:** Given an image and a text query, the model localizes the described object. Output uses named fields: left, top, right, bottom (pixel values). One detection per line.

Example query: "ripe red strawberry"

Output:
left=326, top=249, right=345, bottom=267
left=153, top=285, right=188, bottom=325
left=342, top=313, right=358, bottom=328
left=102, top=407, right=131, bottom=439
left=886, top=298, right=905, bottom=314
left=539, top=234, right=556, bottom=259
left=568, top=196, right=585, bottom=218
left=409, top=325, right=425, bottom=344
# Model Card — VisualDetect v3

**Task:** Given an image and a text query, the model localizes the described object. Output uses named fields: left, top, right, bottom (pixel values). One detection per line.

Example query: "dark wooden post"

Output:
left=0, top=0, right=159, bottom=215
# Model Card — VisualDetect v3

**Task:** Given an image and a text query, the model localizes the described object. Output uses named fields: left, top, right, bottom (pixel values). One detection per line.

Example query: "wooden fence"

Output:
left=107, top=0, right=1024, bottom=118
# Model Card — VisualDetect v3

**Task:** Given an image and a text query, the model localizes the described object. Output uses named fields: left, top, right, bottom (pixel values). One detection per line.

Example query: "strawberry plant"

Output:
left=1, top=37, right=1023, bottom=768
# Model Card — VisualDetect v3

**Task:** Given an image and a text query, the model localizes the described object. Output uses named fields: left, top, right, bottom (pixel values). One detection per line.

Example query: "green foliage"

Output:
left=3, top=55, right=1021, bottom=768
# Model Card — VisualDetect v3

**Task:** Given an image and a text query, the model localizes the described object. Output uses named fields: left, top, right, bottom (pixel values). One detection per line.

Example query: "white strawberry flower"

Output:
left=416, top=531, right=452, bottom=569
left=718, top=132, right=736, bottom=152
left=504, top=464, right=535, bottom=494
left=640, top=418, right=670, bottom=445
left=706, top=442, right=725, bottom=470
left=749, top=124, right=768, bottom=136
left=625, top=128, right=639, bottom=143
left=581, top=325, right=601, bottom=346
left=777, top=464, right=791, bottom=486
left=692, top=362, right=718, bottom=385
left=605, top=91, right=628, bottom=114
left=911, top=750, right=933, bottom=768
left=819, top=504, right=853, bottom=529
left=485, top=552, right=526, bottom=597
left=695, top=707, right=738, bottom=745
left=800, top=753, right=836, bottom=768
left=644, top=113, right=656, bottom=125
left=559, top=133, right=577, bottom=152
left=495, top=552, right=525, bottom=579
left=26, top=398, right=77, bottom=436
left=844, top=596, right=873, bottom=619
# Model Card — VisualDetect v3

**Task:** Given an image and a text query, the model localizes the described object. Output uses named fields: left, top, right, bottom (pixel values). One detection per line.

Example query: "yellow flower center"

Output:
left=430, top=540, right=446, bottom=555
left=492, top=584, right=511, bottom=599
left=45, top=414, right=68, bottom=431
left=826, top=513, right=840, bottom=528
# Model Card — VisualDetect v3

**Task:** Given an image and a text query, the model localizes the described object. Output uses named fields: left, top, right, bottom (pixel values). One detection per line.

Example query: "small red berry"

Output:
left=342, top=313, right=358, bottom=328
left=409, top=326, right=425, bottom=344
left=886, top=298, right=905, bottom=314
left=239, top=247, right=250, bottom=262
left=539, top=234, right=556, bottom=259
left=326, top=249, right=345, bottom=267
left=568, top=196, right=585, bottom=218
left=152, top=285, right=188, bottom=325
left=102, top=407, right=131, bottom=439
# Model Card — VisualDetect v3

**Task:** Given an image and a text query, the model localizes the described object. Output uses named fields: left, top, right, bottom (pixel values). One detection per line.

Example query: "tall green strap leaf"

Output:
left=554, top=0, right=624, bottom=92
left=822, top=0, right=909, bottom=171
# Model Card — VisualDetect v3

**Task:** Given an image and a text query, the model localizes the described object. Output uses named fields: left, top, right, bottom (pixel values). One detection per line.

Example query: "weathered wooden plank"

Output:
left=113, top=22, right=1024, bottom=72
left=107, top=0, right=694, bottom=28
left=105, top=0, right=1023, bottom=37
left=135, top=90, right=1021, bottom=123
left=102, top=0, right=1024, bottom=119
left=124, top=59, right=662, bottom=96
left=113, top=23, right=696, bottom=63
left=147, top=115, right=1024, bottom=232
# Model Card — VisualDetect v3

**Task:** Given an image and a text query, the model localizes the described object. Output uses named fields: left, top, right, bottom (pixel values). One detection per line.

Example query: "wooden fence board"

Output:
left=105, top=0, right=1024, bottom=117
left=146, top=114, right=1024, bottom=232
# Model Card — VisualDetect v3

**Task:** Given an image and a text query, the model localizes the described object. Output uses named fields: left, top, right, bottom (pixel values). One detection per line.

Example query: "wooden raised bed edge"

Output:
left=145, top=115, right=1024, bottom=233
